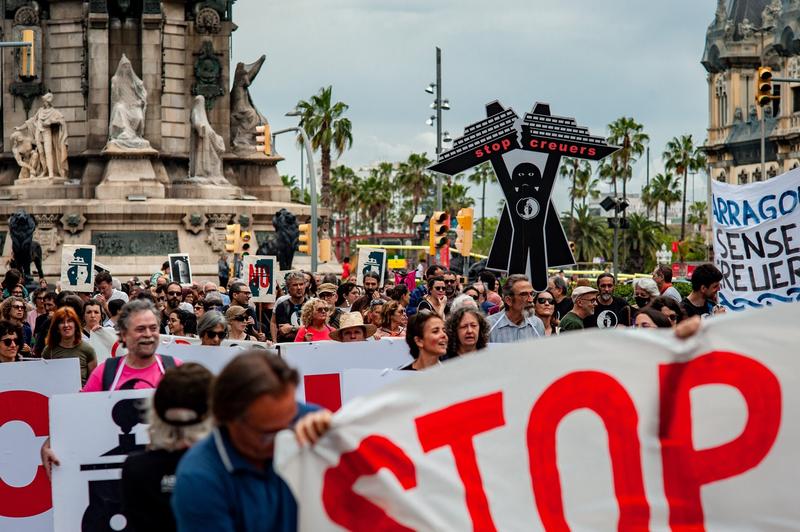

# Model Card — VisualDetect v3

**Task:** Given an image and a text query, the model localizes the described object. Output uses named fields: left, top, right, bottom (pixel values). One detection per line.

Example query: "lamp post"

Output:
left=274, top=119, right=318, bottom=272
left=425, top=46, right=451, bottom=211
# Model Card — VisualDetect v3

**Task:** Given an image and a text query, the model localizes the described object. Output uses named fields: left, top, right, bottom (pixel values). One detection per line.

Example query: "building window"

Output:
left=793, top=86, right=800, bottom=113
left=772, top=84, right=781, bottom=118
left=715, top=77, right=728, bottom=127
left=738, top=170, right=749, bottom=184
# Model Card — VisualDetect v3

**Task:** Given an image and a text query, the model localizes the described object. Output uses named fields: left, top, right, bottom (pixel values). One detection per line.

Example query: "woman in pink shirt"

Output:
left=294, top=298, right=333, bottom=342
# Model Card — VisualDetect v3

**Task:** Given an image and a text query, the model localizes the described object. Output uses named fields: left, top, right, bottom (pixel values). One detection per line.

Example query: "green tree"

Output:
left=688, top=201, right=708, bottom=234
left=466, top=162, right=495, bottom=238
left=357, top=165, right=393, bottom=234
left=568, top=205, right=611, bottom=263
left=623, top=213, right=664, bottom=273
left=281, top=174, right=308, bottom=204
left=663, top=134, right=706, bottom=241
left=559, top=158, right=592, bottom=235
left=606, top=117, right=649, bottom=201
left=443, top=176, right=475, bottom=218
left=471, top=216, right=499, bottom=256
left=396, top=152, right=434, bottom=215
left=573, top=164, right=600, bottom=208
left=329, top=165, right=359, bottom=237
left=649, top=172, right=681, bottom=226
left=295, top=86, right=353, bottom=208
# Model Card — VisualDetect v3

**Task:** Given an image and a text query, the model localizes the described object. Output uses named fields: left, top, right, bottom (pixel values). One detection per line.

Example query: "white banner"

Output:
left=711, top=169, right=800, bottom=309
left=276, top=303, right=800, bottom=531
left=50, top=389, right=152, bottom=532
left=0, top=359, right=80, bottom=532
left=279, top=338, right=412, bottom=411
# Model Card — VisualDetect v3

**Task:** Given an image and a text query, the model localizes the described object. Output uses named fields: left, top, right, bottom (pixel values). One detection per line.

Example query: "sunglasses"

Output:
left=1, top=337, right=18, bottom=346
left=204, top=330, right=227, bottom=340
left=444, top=280, right=456, bottom=285
left=432, top=286, right=446, bottom=291
left=232, top=315, right=247, bottom=321
left=11, top=304, right=24, bottom=310
left=316, top=307, right=330, bottom=313
left=536, top=298, right=554, bottom=305
left=167, top=291, right=182, bottom=296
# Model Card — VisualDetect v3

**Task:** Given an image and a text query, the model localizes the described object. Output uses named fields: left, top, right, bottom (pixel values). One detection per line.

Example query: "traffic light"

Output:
left=429, top=211, right=450, bottom=255
left=225, top=224, right=241, bottom=254
left=20, top=29, right=34, bottom=78
left=298, top=223, right=312, bottom=254
left=255, top=124, right=271, bottom=156
left=240, top=230, right=251, bottom=255
left=756, top=66, right=774, bottom=106
left=454, top=207, right=474, bottom=257
left=319, top=238, right=331, bottom=262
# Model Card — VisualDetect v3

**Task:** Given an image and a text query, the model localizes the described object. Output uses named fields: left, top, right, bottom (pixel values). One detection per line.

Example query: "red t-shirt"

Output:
left=293, top=325, right=333, bottom=342
left=82, top=355, right=182, bottom=392
left=342, top=262, right=350, bottom=280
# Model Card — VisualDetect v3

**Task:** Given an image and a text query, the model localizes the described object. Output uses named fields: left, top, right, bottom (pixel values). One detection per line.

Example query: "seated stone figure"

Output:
left=106, top=54, right=152, bottom=151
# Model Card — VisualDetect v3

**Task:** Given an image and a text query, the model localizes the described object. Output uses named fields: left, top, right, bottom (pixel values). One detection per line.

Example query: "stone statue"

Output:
left=106, top=54, right=151, bottom=151
left=189, top=95, right=226, bottom=181
left=762, top=0, right=781, bottom=30
left=739, top=18, right=754, bottom=40
left=8, top=209, right=36, bottom=281
left=256, top=208, right=299, bottom=271
left=11, top=92, right=70, bottom=179
left=714, top=0, right=727, bottom=27
left=230, top=55, right=269, bottom=154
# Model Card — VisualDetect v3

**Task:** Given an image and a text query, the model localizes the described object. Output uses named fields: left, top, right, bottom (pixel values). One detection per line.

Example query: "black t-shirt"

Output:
left=121, top=448, right=186, bottom=532
left=681, top=297, right=712, bottom=318
left=554, top=298, right=574, bottom=321
left=583, top=296, right=631, bottom=329
left=274, top=297, right=306, bottom=342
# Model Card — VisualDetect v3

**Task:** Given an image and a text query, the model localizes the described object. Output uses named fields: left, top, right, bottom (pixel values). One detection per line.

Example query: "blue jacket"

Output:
left=406, top=285, right=428, bottom=316
left=172, top=402, right=317, bottom=532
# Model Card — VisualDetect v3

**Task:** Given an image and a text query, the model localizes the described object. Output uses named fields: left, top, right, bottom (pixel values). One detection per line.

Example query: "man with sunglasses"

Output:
left=559, top=286, right=599, bottom=332
left=172, top=350, right=331, bottom=531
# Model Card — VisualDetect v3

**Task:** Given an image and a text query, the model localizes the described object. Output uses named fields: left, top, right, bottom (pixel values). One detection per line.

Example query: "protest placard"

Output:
left=243, top=255, right=278, bottom=303
left=356, top=248, right=387, bottom=287
left=276, top=303, right=800, bottom=531
left=0, top=359, right=80, bottom=532
left=60, top=245, right=95, bottom=292
left=712, top=168, right=800, bottom=309
left=279, top=338, right=412, bottom=411
left=50, top=389, right=152, bottom=532
left=168, top=253, right=192, bottom=285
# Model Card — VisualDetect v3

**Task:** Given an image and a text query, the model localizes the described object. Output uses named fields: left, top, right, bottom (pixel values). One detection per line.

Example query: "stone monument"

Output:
left=0, top=1, right=316, bottom=279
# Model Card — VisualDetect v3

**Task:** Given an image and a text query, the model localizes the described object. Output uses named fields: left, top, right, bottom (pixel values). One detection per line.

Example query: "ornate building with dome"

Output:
left=703, top=0, right=800, bottom=184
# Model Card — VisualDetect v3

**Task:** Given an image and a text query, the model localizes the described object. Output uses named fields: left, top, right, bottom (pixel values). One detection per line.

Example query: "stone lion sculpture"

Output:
left=256, top=208, right=300, bottom=271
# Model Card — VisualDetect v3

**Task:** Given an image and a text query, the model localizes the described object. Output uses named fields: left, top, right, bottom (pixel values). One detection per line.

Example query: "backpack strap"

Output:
left=101, top=356, right=122, bottom=391
left=159, top=354, right=176, bottom=370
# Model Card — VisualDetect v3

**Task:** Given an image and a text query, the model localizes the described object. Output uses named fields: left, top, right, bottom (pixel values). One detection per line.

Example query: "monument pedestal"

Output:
left=95, top=146, right=165, bottom=199
left=225, top=153, right=289, bottom=202
left=171, top=177, right=243, bottom=200
left=3, top=176, right=69, bottom=200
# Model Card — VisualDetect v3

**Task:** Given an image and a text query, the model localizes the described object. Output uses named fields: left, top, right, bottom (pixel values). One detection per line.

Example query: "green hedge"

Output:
left=613, top=280, right=691, bottom=305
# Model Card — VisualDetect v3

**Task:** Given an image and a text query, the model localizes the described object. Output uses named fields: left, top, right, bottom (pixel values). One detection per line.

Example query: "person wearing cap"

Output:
left=121, top=363, right=214, bottom=532
left=317, top=282, right=342, bottom=328
left=329, top=312, right=377, bottom=342
left=559, top=286, right=599, bottom=332
left=226, top=305, right=254, bottom=342
left=486, top=274, right=544, bottom=343
left=293, top=298, right=334, bottom=342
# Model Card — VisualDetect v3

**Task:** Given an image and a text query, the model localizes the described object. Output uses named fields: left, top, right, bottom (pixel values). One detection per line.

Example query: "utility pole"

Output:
left=435, top=46, right=443, bottom=210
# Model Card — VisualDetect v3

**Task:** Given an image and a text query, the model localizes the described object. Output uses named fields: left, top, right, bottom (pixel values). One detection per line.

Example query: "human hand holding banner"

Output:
left=275, top=304, right=797, bottom=530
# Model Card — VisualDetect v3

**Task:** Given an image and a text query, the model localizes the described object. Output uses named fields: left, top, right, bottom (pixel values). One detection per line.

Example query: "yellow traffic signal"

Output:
left=756, top=66, right=774, bottom=106
left=429, top=211, right=450, bottom=255
left=455, top=207, right=474, bottom=257
left=240, top=230, right=251, bottom=255
left=225, top=224, right=241, bottom=254
left=20, top=29, right=34, bottom=78
left=298, top=223, right=312, bottom=254
left=319, top=238, right=331, bottom=262
left=255, top=124, right=271, bottom=156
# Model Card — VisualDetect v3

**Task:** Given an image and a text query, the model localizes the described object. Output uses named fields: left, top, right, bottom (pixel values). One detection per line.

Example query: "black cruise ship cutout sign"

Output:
left=430, top=101, right=619, bottom=291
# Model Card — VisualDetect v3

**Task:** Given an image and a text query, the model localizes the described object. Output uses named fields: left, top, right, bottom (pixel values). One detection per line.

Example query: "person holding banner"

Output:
left=401, top=311, right=448, bottom=370
left=42, top=306, right=97, bottom=384
left=293, top=298, right=334, bottom=342
left=0, top=319, right=23, bottom=362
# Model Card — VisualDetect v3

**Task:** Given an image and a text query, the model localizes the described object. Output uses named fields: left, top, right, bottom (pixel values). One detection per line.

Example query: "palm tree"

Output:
left=572, top=163, right=599, bottom=208
left=663, top=134, right=706, bottom=241
left=606, top=117, right=649, bottom=202
left=396, top=153, right=434, bottom=215
left=466, top=162, right=495, bottom=238
left=568, top=205, right=610, bottom=263
left=281, top=174, right=308, bottom=204
left=688, top=201, right=708, bottom=234
left=640, top=183, right=659, bottom=221
left=623, top=213, right=663, bottom=273
left=443, top=179, right=475, bottom=217
left=649, top=172, right=681, bottom=226
left=559, top=158, right=592, bottom=234
left=329, top=164, right=359, bottom=236
left=295, top=86, right=353, bottom=208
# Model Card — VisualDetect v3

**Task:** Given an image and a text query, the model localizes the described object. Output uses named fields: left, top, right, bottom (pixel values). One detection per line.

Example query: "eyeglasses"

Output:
left=444, top=280, right=456, bottom=285
left=167, top=291, right=182, bottom=296
left=581, top=298, right=599, bottom=305
left=514, top=291, right=533, bottom=298
left=535, top=298, right=554, bottom=305
left=239, top=417, right=284, bottom=445
left=34, top=296, right=44, bottom=301
left=1, top=337, right=18, bottom=346
left=204, top=330, right=227, bottom=340
left=11, top=304, right=24, bottom=310
left=236, top=291, right=252, bottom=297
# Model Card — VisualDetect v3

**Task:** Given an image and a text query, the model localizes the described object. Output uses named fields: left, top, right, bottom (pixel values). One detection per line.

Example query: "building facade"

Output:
left=703, top=0, right=800, bottom=184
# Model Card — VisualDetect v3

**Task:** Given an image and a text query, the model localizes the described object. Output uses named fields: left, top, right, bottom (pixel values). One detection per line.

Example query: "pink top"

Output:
left=82, top=355, right=183, bottom=392
left=293, top=325, right=333, bottom=342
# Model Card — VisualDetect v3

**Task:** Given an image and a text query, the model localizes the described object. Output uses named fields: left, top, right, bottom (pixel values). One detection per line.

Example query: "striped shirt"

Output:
left=487, top=312, right=544, bottom=343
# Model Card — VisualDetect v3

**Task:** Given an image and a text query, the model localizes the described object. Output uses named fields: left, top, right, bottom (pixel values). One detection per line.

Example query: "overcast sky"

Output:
left=232, top=0, right=713, bottom=216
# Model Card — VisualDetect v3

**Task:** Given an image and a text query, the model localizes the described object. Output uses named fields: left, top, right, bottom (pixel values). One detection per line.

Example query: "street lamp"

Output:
left=425, top=46, right=451, bottom=211
left=285, top=109, right=306, bottom=196
left=274, top=119, right=319, bottom=272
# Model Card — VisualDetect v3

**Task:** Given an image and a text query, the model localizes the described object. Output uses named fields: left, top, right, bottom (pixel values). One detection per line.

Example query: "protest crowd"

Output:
left=0, top=257, right=723, bottom=531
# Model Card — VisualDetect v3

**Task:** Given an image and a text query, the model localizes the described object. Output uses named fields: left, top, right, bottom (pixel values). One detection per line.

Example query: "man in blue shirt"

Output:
left=172, top=351, right=331, bottom=531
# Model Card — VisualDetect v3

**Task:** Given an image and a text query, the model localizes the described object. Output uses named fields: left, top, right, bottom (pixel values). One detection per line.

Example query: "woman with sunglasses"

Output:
left=1, top=296, right=32, bottom=356
left=532, top=290, right=559, bottom=336
left=198, top=311, right=228, bottom=346
left=401, top=311, right=448, bottom=370
left=0, top=320, right=23, bottom=362
left=294, top=298, right=333, bottom=342
left=375, top=300, right=407, bottom=339
left=226, top=306, right=254, bottom=342
left=42, top=307, right=97, bottom=385
left=416, top=275, right=447, bottom=318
